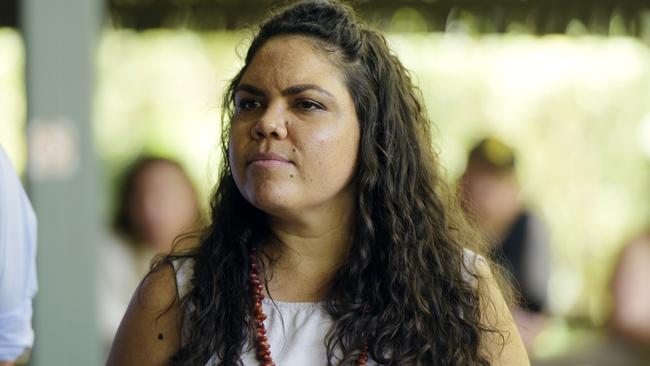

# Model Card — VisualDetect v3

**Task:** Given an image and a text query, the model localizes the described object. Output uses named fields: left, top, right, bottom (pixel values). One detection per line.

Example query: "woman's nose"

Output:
left=251, top=103, right=288, bottom=140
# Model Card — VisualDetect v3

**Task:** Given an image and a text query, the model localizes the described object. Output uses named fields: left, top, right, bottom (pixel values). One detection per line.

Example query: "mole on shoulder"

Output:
left=158, top=333, right=164, bottom=340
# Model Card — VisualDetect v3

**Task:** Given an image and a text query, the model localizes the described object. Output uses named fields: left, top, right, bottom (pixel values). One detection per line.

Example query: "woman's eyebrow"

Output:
left=234, top=84, right=265, bottom=96
left=234, top=83, right=334, bottom=99
left=282, top=84, right=334, bottom=99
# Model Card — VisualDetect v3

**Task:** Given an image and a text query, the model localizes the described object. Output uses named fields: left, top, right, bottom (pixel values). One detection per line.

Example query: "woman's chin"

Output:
left=244, top=189, right=297, bottom=216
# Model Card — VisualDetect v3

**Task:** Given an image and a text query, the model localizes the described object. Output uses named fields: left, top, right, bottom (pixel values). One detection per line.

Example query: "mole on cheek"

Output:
left=158, top=333, right=164, bottom=340
left=290, top=174, right=294, bottom=178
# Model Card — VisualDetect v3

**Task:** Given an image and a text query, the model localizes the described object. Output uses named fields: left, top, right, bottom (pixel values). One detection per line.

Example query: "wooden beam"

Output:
left=4, top=0, right=650, bottom=36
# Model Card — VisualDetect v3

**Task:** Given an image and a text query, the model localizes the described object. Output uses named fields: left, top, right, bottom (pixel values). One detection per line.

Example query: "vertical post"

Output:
left=21, top=0, right=103, bottom=365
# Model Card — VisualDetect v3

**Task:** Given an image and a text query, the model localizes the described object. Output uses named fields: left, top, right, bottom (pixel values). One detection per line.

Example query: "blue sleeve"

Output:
left=0, top=146, right=38, bottom=361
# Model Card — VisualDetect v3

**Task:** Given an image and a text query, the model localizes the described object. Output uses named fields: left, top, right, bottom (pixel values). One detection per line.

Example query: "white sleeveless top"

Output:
left=172, top=249, right=483, bottom=366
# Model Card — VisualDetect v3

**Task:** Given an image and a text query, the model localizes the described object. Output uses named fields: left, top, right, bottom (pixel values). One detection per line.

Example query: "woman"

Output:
left=112, top=156, right=202, bottom=254
left=101, top=156, right=202, bottom=349
left=107, top=1, right=529, bottom=365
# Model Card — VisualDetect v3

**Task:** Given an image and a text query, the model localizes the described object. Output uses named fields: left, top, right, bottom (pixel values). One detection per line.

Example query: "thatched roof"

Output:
left=3, top=0, right=650, bottom=37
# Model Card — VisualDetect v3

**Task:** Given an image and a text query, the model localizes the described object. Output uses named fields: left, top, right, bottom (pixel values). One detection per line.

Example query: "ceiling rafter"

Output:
left=2, top=0, right=650, bottom=37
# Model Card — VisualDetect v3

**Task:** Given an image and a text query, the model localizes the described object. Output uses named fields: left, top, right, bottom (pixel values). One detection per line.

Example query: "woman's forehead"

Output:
left=239, top=35, right=346, bottom=91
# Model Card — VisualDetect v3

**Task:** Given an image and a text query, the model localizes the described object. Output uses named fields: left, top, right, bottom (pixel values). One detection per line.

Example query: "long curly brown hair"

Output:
left=166, top=1, right=508, bottom=365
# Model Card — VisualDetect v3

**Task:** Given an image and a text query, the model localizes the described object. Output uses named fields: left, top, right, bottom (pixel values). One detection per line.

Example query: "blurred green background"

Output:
left=2, top=0, right=650, bottom=364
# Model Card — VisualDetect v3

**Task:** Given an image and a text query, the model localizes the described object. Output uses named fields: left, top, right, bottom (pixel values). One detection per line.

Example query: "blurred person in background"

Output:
left=100, top=156, right=202, bottom=350
left=459, top=137, right=552, bottom=350
left=535, top=231, right=650, bottom=366
left=606, top=230, right=650, bottom=363
left=0, top=146, right=38, bottom=366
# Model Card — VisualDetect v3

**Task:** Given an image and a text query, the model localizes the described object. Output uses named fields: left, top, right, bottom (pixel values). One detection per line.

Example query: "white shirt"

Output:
left=0, top=146, right=38, bottom=361
left=99, top=235, right=152, bottom=350
left=173, top=249, right=482, bottom=365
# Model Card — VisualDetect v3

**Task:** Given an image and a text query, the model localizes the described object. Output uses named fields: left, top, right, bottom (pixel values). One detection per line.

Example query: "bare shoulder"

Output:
left=105, top=262, right=182, bottom=366
left=474, top=258, right=531, bottom=366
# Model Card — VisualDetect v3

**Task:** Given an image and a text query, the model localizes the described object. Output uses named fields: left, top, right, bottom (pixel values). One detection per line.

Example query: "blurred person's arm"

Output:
left=0, top=147, right=38, bottom=364
left=105, top=263, right=181, bottom=366
left=513, top=213, right=553, bottom=351
left=524, top=213, right=552, bottom=312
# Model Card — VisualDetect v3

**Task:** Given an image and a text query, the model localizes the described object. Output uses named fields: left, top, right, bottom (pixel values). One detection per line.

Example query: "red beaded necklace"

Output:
left=249, top=250, right=368, bottom=366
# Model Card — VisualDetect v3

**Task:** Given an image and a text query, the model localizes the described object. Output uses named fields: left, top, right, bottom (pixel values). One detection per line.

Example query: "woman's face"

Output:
left=129, top=162, right=198, bottom=251
left=228, top=35, right=360, bottom=218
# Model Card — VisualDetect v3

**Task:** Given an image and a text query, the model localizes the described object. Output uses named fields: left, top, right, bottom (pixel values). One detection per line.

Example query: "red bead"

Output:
left=358, top=351, right=369, bottom=365
left=258, top=335, right=267, bottom=342
left=250, top=249, right=371, bottom=366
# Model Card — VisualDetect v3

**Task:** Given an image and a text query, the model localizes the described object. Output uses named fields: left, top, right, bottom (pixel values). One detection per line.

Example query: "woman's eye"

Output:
left=237, top=99, right=262, bottom=112
left=295, top=100, right=323, bottom=111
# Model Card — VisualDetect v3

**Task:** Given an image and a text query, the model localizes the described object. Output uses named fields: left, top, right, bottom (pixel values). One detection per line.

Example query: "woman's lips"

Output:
left=247, top=152, right=293, bottom=167
left=250, top=159, right=292, bottom=168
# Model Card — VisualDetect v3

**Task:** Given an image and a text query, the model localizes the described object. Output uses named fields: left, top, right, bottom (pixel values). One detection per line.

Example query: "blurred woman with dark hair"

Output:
left=107, top=1, right=529, bottom=365
left=101, top=157, right=201, bottom=350
left=113, top=157, right=202, bottom=253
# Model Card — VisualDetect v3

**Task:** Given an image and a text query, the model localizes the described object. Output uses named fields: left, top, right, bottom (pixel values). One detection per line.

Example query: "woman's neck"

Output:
left=261, top=210, right=354, bottom=302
